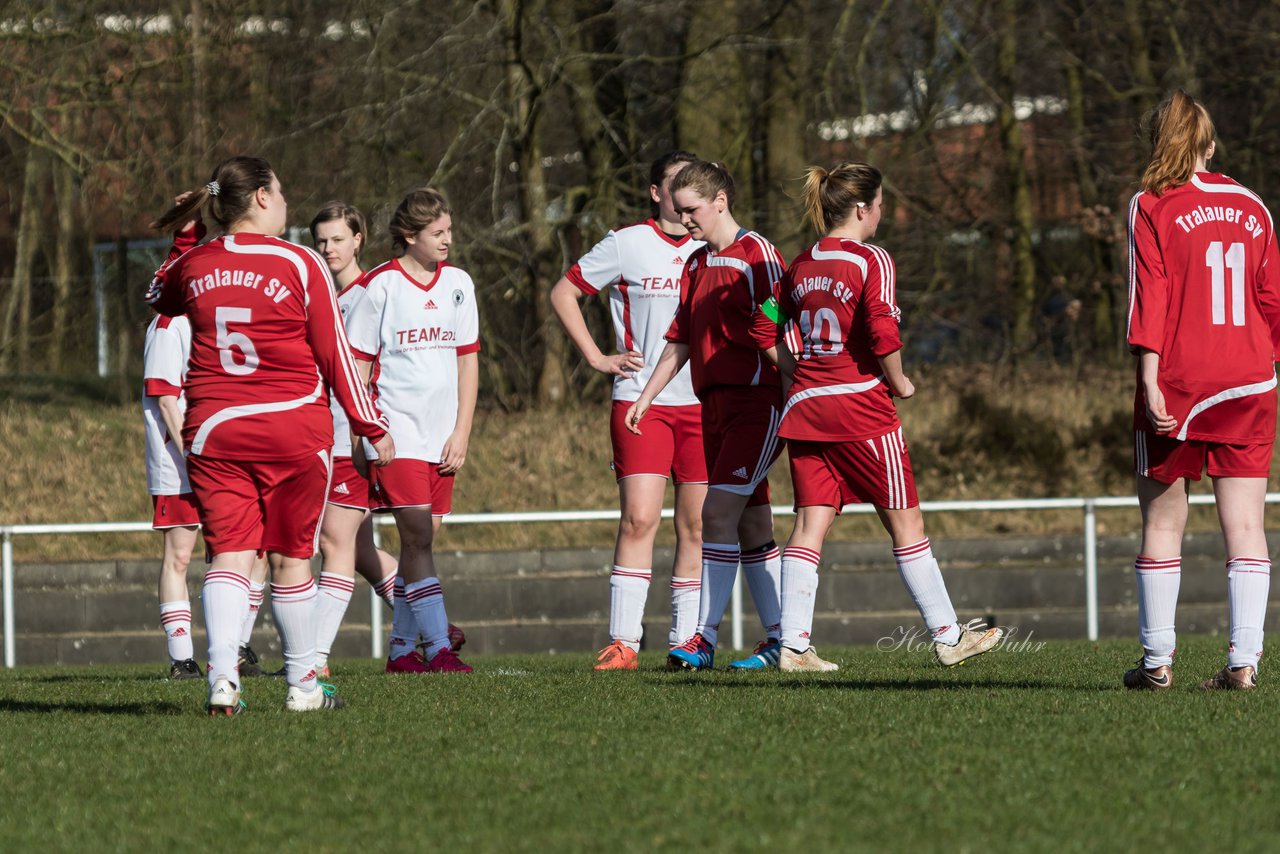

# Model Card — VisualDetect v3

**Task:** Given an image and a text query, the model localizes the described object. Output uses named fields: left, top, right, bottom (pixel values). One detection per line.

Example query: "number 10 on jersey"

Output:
left=1206, top=241, right=1246, bottom=327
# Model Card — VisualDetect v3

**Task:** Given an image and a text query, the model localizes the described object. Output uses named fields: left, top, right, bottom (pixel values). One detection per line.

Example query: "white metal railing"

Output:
left=3, top=494, right=1275, bottom=668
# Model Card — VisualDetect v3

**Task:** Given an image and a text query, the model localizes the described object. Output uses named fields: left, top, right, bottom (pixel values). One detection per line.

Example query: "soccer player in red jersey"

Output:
left=344, top=188, right=478, bottom=674
left=626, top=160, right=787, bottom=670
left=146, top=156, right=394, bottom=714
left=759, top=162, right=1003, bottom=671
left=550, top=151, right=709, bottom=670
left=1124, top=91, right=1280, bottom=691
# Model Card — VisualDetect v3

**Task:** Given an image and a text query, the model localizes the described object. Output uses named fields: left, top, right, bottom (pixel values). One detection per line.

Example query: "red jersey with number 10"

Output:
left=146, top=227, right=388, bottom=460
left=664, top=230, right=785, bottom=396
left=1127, top=172, right=1280, bottom=442
left=769, top=237, right=902, bottom=442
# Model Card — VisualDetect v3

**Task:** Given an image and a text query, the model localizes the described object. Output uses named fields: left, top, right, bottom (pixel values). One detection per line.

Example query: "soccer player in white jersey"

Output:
left=757, top=162, right=1002, bottom=671
left=310, top=201, right=465, bottom=676
left=345, top=188, right=478, bottom=674
left=142, top=312, right=204, bottom=679
left=550, top=151, right=710, bottom=670
left=144, top=306, right=273, bottom=679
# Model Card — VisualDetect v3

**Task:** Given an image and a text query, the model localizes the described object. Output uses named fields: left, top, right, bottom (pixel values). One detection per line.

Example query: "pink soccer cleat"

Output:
left=426, top=647, right=473, bottom=673
left=385, top=651, right=431, bottom=674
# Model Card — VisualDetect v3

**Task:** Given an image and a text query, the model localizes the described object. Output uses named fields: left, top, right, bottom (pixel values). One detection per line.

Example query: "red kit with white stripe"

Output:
left=770, top=236, right=902, bottom=442
left=665, top=229, right=786, bottom=394
left=1127, top=172, right=1280, bottom=443
left=146, top=228, right=388, bottom=459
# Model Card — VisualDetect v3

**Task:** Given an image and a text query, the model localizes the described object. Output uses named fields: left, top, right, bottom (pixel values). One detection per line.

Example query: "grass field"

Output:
left=2, top=635, right=1278, bottom=852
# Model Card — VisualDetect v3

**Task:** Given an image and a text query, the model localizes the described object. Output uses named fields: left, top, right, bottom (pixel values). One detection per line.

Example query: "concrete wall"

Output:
left=5, top=532, right=1275, bottom=667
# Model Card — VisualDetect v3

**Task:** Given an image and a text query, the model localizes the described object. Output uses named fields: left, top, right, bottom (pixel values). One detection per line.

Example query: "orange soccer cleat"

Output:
left=594, top=640, right=638, bottom=671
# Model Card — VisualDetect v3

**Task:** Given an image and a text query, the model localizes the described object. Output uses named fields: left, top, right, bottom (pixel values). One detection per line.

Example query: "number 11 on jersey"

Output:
left=1206, top=240, right=1246, bottom=327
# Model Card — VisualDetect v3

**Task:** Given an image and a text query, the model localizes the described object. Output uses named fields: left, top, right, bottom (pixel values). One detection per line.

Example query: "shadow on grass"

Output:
left=0, top=698, right=186, bottom=715
left=648, top=675, right=1098, bottom=691
left=17, top=674, right=184, bottom=684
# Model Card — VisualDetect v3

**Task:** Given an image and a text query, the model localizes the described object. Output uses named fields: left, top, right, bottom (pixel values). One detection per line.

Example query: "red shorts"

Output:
left=327, top=457, right=371, bottom=510
left=789, top=428, right=919, bottom=511
left=610, top=400, right=707, bottom=483
left=151, top=492, right=200, bottom=530
left=701, top=387, right=783, bottom=507
left=370, top=458, right=455, bottom=516
left=186, top=451, right=332, bottom=559
left=1136, top=430, right=1273, bottom=483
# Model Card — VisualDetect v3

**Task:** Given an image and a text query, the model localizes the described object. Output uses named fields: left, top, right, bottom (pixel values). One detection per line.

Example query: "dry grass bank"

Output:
left=0, top=365, right=1243, bottom=561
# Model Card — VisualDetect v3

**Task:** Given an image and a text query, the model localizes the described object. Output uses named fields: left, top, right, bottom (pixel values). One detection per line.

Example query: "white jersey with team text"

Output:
left=142, top=314, right=191, bottom=495
left=564, top=219, right=701, bottom=406
left=344, top=260, right=481, bottom=462
left=329, top=278, right=368, bottom=458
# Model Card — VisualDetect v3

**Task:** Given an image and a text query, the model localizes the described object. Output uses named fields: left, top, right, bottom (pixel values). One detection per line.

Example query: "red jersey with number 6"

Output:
left=1127, top=172, right=1280, bottom=443
left=145, top=227, right=388, bottom=460
left=766, top=237, right=903, bottom=442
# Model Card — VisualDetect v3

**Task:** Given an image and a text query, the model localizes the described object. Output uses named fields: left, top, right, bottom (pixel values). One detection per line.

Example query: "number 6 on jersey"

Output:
left=215, top=306, right=259, bottom=375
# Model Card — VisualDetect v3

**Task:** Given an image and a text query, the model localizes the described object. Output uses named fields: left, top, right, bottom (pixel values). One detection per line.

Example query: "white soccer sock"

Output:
left=608, top=566, right=651, bottom=651
left=271, top=579, right=320, bottom=690
left=742, top=541, right=782, bottom=641
left=670, top=577, right=702, bottom=647
left=388, top=576, right=416, bottom=660
left=373, top=571, right=396, bottom=608
left=240, top=580, right=265, bottom=646
left=313, top=572, right=356, bottom=671
left=406, top=577, right=451, bottom=659
left=780, top=547, right=821, bottom=652
left=159, top=599, right=194, bottom=663
left=696, top=543, right=740, bottom=647
left=893, top=539, right=960, bottom=646
left=1135, top=556, right=1181, bottom=668
left=201, top=570, right=249, bottom=688
left=1227, top=557, right=1270, bottom=671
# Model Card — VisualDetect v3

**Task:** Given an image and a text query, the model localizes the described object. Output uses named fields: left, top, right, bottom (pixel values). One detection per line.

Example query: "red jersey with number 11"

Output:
left=146, top=228, right=388, bottom=460
left=1127, top=172, right=1280, bottom=442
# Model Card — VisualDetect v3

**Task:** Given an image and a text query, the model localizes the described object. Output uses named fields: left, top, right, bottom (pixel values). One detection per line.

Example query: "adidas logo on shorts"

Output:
left=732, top=466, right=749, bottom=479
left=334, top=483, right=350, bottom=494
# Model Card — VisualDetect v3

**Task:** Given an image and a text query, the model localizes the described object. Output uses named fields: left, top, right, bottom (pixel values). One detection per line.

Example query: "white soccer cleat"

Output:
left=934, top=619, right=1003, bottom=667
left=284, top=682, right=346, bottom=712
left=779, top=646, right=839, bottom=672
left=206, top=678, right=243, bottom=717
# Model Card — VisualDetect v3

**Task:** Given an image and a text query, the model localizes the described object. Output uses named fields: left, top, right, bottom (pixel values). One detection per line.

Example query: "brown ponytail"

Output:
left=1141, top=90, right=1215, bottom=196
left=151, top=156, right=276, bottom=233
left=801, top=161, right=882, bottom=234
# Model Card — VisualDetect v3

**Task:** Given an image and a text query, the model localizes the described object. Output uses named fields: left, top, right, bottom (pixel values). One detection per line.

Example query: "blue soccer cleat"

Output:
left=729, top=639, right=781, bottom=670
left=668, top=633, right=715, bottom=670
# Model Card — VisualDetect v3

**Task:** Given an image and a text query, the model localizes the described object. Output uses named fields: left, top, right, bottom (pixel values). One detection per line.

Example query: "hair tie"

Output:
left=206, top=181, right=221, bottom=197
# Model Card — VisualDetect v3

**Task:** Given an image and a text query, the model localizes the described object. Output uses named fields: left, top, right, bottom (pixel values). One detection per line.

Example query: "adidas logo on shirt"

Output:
left=334, top=482, right=350, bottom=495
left=732, top=466, right=749, bottom=479
left=424, top=300, right=438, bottom=310
left=672, top=255, right=684, bottom=264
